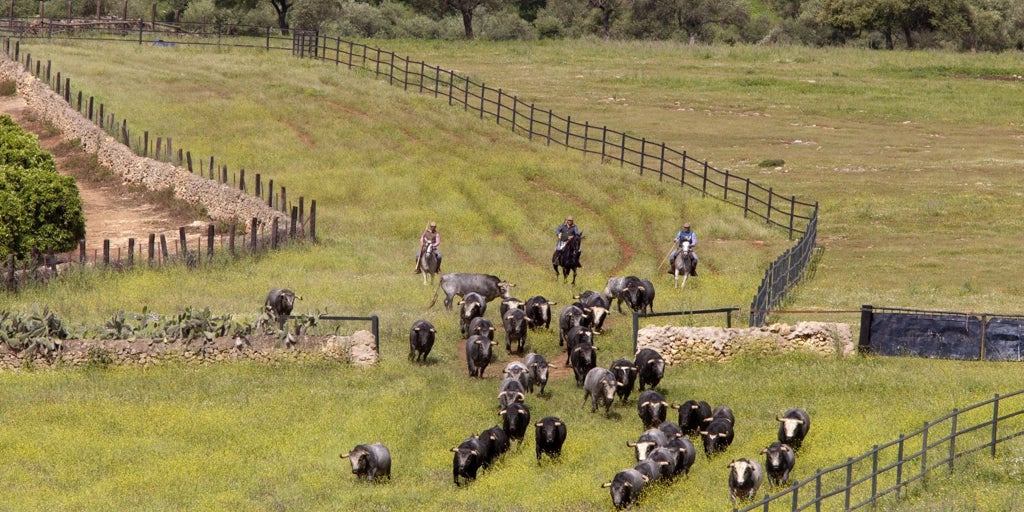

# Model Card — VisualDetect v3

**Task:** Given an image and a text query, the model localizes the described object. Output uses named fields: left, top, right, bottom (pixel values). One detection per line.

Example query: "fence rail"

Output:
left=3, top=18, right=816, bottom=323
left=858, top=305, right=1024, bottom=361
left=736, top=389, right=1024, bottom=511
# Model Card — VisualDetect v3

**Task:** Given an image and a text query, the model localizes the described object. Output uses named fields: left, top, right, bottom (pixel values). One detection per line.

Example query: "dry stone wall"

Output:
left=0, top=331, right=378, bottom=370
left=0, top=54, right=285, bottom=227
left=637, top=322, right=855, bottom=364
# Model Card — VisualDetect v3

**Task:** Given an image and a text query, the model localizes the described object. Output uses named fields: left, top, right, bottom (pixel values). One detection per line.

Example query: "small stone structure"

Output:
left=0, top=331, right=378, bottom=370
left=0, top=54, right=285, bottom=228
left=637, top=322, right=855, bottom=364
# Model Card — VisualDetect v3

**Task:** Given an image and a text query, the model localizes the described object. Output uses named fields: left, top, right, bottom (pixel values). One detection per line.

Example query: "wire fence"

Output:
left=2, top=18, right=817, bottom=324
left=736, top=389, right=1024, bottom=511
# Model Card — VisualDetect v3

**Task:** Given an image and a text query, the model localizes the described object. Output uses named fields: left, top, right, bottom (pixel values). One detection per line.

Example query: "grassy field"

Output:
left=1, top=39, right=1023, bottom=511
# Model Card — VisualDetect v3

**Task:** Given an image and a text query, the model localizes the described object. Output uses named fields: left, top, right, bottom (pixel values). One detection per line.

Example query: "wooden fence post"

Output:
left=290, top=207, right=298, bottom=238
left=78, top=239, right=86, bottom=264
left=207, top=224, right=215, bottom=257
left=148, top=233, right=155, bottom=264
left=271, top=218, right=279, bottom=249
left=179, top=227, right=188, bottom=257
left=250, top=217, right=258, bottom=251
left=229, top=224, right=236, bottom=255
left=102, top=240, right=110, bottom=267
left=309, top=200, right=317, bottom=241
left=127, top=238, right=135, bottom=267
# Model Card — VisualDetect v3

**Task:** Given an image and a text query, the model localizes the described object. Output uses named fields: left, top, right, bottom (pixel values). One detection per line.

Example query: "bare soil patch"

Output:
left=0, top=93, right=208, bottom=252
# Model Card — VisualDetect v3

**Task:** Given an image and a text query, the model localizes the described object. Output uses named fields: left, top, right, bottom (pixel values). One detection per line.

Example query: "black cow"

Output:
left=408, top=319, right=436, bottom=362
left=647, top=446, right=678, bottom=481
left=777, top=408, right=811, bottom=450
left=637, top=390, right=668, bottom=429
left=761, top=442, right=796, bottom=486
left=603, top=276, right=643, bottom=313
left=497, top=377, right=526, bottom=409
left=728, top=458, right=764, bottom=503
left=666, top=435, right=697, bottom=476
left=609, top=358, right=638, bottom=403
left=657, top=421, right=684, bottom=440
left=459, top=292, right=487, bottom=337
left=502, top=307, right=530, bottom=354
left=565, top=325, right=594, bottom=355
left=582, top=367, right=617, bottom=416
left=601, top=468, right=648, bottom=510
left=674, top=399, right=713, bottom=435
left=524, top=296, right=556, bottom=330
left=633, top=458, right=662, bottom=482
left=451, top=436, right=485, bottom=486
left=430, top=273, right=514, bottom=310
left=523, top=352, right=550, bottom=394
left=700, top=418, right=735, bottom=457
left=637, top=278, right=655, bottom=314
left=467, top=317, right=496, bottom=341
left=340, top=442, right=391, bottom=482
left=499, top=297, right=525, bottom=317
left=480, top=426, right=510, bottom=467
left=264, top=288, right=301, bottom=327
left=627, top=427, right=668, bottom=461
left=535, top=416, right=567, bottom=461
left=500, top=402, right=531, bottom=444
left=466, top=334, right=497, bottom=378
left=569, top=341, right=598, bottom=386
left=634, top=348, right=666, bottom=391
left=558, top=305, right=586, bottom=346
left=575, top=290, right=610, bottom=332
left=711, top=405, right=736, bottom=426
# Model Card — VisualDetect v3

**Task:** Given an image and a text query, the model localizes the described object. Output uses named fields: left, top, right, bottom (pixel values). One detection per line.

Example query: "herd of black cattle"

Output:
left=265, top=273, right=811, bottom=509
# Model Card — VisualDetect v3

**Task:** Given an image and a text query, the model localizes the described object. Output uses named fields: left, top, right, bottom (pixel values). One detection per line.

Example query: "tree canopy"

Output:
left=0, top=115, right=86, bottom=261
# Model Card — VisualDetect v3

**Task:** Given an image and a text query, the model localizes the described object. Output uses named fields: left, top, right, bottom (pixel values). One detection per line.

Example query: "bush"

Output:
left=0, top=79, right=15, bottom=96
left=0, top=115, right=86, bottom=260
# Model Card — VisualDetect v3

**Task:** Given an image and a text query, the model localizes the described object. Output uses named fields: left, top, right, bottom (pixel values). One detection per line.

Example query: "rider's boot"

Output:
left=691, top=261, right=698, bottom=276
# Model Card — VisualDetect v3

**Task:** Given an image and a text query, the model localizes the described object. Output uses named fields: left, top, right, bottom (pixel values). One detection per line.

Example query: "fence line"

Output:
left=1, top=218, right=310, bottom=291
left=736, top=389, right=1024, bottom=511
left=2, top=19, right=815, bottom=323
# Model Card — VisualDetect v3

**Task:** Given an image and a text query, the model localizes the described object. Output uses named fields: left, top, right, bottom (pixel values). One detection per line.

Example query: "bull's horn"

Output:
left=601, top=482, right=612, bottom=488
left=626, top=441, right=637, bottom=447
left=775, top=416, right=783, bottom=422
left=623, top=481, right=632, bottom=488
left=640, top=401, right=651, bottom=407
left=429, top=328, right=436, bottom=333
left=474, top=339, right=482, bottom=345
left=760, top=448, right=768, bottom=454
left=470, top=450, right=479, bottom=455
left=340, top=452, right=350, bottom=458
left=704, top=416, right=714, bottom=422
left=413, top=327, right=421, bottom=332
left=517, top=392, right=525, bottom=400
left=658, top=461, right=669, bottom=467
left=554, top=421, right=563, bottom=426
left=450, top=447, right=458, bottom=452
left=795, top=419, right=805, bottom=424
left=490, top=341, right=498, bottom=345
left=640, top=475, right=649, bottom=482
left=499, top=410, right=507, bottom=416
left=535, top=421, right=544, bottom=427
left=660, top=401, right=668, bottom=406
left=548, top=301, right=557, bottom=305
left=670, top=403, right=680, bottom=409
left=781, top=445, right=792, bottom=452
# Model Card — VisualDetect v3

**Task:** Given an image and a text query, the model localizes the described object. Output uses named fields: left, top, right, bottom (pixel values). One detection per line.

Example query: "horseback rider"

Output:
left=414, top=221, right=441, bottom=273
left=668, top=223, right=698, bottom=276
left=552, top=215, right=582, bottom=268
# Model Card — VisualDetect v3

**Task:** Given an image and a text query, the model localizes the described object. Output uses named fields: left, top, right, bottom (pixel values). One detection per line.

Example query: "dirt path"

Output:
left=0, top=94, right=204, bottom=253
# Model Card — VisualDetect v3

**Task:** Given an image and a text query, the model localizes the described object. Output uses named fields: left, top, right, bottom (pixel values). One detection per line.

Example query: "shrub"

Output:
left=0, top=79, right=15, bottom=96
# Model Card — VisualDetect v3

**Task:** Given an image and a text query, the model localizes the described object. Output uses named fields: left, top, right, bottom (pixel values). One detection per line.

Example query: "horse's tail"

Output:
left=427, top=282, right=441, bottom=309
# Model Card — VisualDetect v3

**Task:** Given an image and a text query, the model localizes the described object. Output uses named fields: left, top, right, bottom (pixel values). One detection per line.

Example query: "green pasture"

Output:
left=1, top=39, right=1023, bottom=511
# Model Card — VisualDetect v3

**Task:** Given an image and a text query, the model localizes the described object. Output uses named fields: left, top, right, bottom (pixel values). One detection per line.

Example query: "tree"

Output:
left=818, top=0, right=967, bottom=48
left=410, top=0, right=503, bottom=39
left=214, top=0, right=292, bottom=34
left=627, top=0, right=749, bottom=43
left=586, top=0, right=622, bottom=40
left=0, top=116, right=85, bottom=262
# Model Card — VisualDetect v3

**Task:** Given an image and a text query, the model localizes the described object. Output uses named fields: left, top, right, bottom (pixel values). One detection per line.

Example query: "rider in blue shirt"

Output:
left=668, top=223, right=698, bottom=276
left=553, top=216, right=581, bottom=268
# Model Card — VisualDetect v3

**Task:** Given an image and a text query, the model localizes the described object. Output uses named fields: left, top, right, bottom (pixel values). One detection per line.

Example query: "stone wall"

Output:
left=637, top=322, right=855, bottom=364
left=0, top=54, right=286, bottom=227
left=0, top=331, right=379, bottom=370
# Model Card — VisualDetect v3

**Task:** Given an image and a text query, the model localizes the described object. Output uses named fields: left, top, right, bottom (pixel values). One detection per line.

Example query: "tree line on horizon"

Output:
left=11, top=0, right=1024, bottom=52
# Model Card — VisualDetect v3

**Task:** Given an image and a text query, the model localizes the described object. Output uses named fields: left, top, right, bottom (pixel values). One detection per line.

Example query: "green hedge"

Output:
left=0, top=114, right=85, bottom=260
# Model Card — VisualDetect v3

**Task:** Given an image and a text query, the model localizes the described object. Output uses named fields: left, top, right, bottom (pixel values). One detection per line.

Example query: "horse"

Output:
left=553, top=234, right=582, bottom=285
left=670, top=240, right=695, bottom=288
left=417, top=242, right=440, bottom=285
